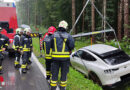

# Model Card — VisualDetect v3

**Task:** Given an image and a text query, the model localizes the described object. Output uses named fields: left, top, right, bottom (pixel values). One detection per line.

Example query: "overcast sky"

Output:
left=4, top=0, right=15, bottom=2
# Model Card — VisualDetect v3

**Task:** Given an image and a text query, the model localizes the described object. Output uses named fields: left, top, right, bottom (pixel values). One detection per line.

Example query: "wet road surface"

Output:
left=0, top=54, right=49, bottom=90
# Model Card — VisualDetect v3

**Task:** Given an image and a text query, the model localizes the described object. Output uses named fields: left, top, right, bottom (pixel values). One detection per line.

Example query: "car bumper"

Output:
left=103, top=73, right=130, bottom=89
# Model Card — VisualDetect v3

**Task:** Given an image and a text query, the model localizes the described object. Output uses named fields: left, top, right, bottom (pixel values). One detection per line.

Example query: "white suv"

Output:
left=70, top=44, right=130, bottom=88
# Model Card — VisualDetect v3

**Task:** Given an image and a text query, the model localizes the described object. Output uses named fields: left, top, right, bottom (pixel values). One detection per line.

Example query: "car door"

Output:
left=79, top=50, right=97, bottom=75
left=71, top=50, right=88, bottom=74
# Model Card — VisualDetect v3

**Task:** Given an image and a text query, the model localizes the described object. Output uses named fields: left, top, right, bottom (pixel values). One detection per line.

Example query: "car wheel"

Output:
left=89, top=72, right=102, bottom=86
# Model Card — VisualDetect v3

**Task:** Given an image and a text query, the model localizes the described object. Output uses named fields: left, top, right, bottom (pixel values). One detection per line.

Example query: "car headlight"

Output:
left=104, top=68, right=119, bottom=74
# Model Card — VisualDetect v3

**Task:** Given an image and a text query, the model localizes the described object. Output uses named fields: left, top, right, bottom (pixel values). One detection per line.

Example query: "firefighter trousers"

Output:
left=45, top=59, right=52, bottom=78
left=15, top=51, right=21, bottom=62
left=51, top=60, right=70, bottom=88
left=22, top=51, right=31, bottom=65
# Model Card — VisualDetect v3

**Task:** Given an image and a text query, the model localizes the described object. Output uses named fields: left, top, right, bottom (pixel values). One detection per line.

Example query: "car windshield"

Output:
left=101, top=50, right=130, bottom=65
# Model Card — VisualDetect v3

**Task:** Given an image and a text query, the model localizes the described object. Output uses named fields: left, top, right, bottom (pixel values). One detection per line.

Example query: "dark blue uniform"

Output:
left=20, top=35, right=32, bottom=73
left=43, top=34, right=53, bottom=80
left=13, top=34, right=21, bottom=68
left=50, top=28, right=74, bottom=90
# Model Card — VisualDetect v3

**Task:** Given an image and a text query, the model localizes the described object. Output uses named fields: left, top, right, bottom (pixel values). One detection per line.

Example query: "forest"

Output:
left=16, top=0, right=130, bottom=39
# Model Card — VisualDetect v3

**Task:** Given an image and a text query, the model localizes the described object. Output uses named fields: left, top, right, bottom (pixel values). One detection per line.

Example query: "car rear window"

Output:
left=101, top=50, right=130, bottom=65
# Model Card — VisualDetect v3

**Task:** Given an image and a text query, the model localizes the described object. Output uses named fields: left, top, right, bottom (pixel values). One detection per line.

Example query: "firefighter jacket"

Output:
left=43, top=34, right=53, bottom=60
left=0, top=34, right=9, bottom=52
left=20, top=35, right=32, bottom=52
left=51, top=29, right=74, bottom=61
left=13, top=34, right=20, bottom=51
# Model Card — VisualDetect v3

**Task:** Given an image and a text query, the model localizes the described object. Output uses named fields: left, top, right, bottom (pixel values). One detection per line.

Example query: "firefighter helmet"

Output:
left=24, top=28, right=31, bottom=34
left=59, top=20, right=68, bottom=29
left=16, top=28, right=21, bottom=34
left=48, top=26, right=56, bottom=34
left=19, top=28, right=24, bottom=33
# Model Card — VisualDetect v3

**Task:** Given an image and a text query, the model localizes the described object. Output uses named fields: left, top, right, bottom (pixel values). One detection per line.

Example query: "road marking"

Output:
left=32, top=53, right=46, bottom=76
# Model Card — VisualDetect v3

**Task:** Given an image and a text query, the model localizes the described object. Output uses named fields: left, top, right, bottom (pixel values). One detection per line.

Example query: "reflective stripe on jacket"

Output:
left=51, top=30, right=74, bottom=61
left=20, top=35, right=32, bottom=52
left=43, top=34, right=52, bottom=59
left=0, top=34, right=9, bottom=51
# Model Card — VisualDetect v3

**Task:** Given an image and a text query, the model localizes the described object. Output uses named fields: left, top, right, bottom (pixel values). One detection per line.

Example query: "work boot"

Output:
left=50, top=86, right=57, bottom=90
left=22, top=68, right=27, bottom=73
left=14, top=61, right=20, bottom=68
left=15, top=64, right=21, bottom=69
left=26, top=60, right=32, bottom=70
left=60, top=86, right=66, bottom=90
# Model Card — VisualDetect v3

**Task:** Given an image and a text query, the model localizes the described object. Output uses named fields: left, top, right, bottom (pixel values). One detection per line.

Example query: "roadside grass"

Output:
left=32, top=38, right=45, bottom=66
left=32, top=38, right=102, bottom=90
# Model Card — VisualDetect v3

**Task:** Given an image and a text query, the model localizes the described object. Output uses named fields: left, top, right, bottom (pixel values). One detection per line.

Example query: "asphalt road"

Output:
left=0, top=53, right=49, bottom=90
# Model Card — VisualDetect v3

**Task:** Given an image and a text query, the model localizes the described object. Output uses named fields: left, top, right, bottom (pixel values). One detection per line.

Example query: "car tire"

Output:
left=88, top=72, right=102, bottom=86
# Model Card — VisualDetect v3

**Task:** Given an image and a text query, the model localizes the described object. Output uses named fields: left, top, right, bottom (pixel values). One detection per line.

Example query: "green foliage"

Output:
left=75, top=38, right=91, bottom=49
left=74, top=35, right=130, bottom=55
left=120, top=36, right=130, bottom=54
left=30, top=25, right=47, bottom=33
left=104, top=36, right=130, bottom=55
left=67, top=68, right=102, bottom=90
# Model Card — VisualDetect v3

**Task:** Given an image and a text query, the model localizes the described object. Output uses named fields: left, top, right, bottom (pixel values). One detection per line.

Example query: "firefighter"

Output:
left=20, top=28, right=33, bottom=73
left=43, top=26, right=56, bottom=80
left=50, top=21, right=74, bottom=90
left=0, top=27, right=9, bottom=74
left=14, top=28, right=22, bottom=68
left=19, top=28, right=24, bottom=35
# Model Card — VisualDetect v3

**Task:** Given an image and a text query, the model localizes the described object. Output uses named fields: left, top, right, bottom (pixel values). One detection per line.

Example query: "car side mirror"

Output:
left=72, top=54, right=75, bottom=57
left=72, top=53, right=77, bottom=57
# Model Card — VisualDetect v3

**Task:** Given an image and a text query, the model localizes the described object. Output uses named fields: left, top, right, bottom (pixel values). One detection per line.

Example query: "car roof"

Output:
left=82, top=44, right=118, bottom=54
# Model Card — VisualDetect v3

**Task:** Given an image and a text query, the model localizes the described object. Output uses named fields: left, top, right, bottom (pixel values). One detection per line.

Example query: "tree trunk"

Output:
left=72, top=0, right=76, bottom=34
left=91, top=0, right=95, bottom=43
left=124, top=0, right=129, bottom=37
left=82, top=0, right=86, bottom=33
left=35, top=0, right=37, bottom=27
left=118, top=0, right=123, bottom=40
left=28, top=0, right=30, bottom=25
left=103, top=0, right=106, bottom=40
